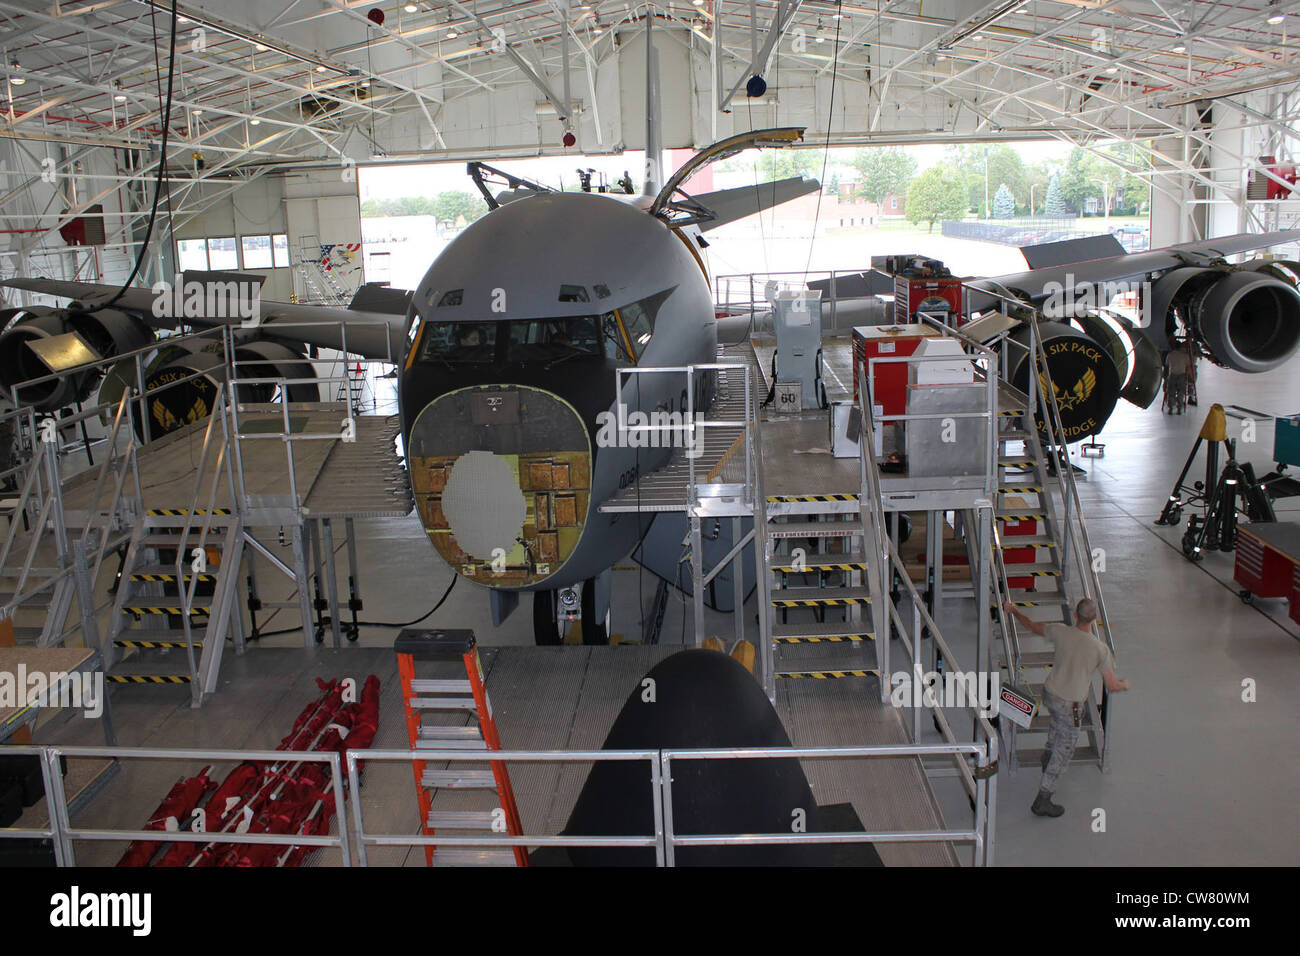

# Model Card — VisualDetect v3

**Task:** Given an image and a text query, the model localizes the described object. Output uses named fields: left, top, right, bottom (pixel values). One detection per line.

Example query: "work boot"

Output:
left=1031, top=791, right=1064, bottom=817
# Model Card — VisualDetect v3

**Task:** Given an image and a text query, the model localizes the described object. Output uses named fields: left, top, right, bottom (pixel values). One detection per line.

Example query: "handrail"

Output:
left=173, top=387, right=234, bottom=686
left=853, top=352, right=999, bottom=863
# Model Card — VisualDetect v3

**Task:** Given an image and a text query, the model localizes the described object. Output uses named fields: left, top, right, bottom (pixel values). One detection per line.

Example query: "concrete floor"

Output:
left=18, top=350, right=1300, bottom=866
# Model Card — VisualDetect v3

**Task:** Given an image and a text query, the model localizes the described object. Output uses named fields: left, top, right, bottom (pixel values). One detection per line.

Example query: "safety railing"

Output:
left=611, top=361, right=758, bottom=511
left=2, top=734, right=996, bottom=866
left=855, top=365, right=1000, bottom=860
left=967, top=282, right=1117, bottom=768
left=1020, top=311, right=1117, bottom=768
left=0, top=745, right=350, bottom=867
left=714, top=268, right=892, bottom=331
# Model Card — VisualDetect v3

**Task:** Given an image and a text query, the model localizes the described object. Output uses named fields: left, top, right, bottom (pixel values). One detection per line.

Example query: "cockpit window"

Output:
left=416, top=317, right=603, bottom=365
left=438, top=289, right=464, bottom=307
left=419, top=321, right=498, bottom=364
left=557, top=285, right=590, bottom=303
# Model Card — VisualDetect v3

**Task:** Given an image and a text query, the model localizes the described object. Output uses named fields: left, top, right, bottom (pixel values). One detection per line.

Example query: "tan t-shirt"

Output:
left=1043, top=623, right=1116, bottom=702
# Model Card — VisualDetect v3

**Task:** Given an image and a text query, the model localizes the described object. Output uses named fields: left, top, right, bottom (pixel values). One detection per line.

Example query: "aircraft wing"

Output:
left=1, top=276, right=409, bottom=362
left=689, top=177, right=822, bottom=232
left=972, top=229, right=1300, bottom=305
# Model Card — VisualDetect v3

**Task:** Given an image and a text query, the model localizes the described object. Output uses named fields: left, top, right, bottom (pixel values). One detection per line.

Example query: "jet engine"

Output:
left=0, top=305, right=152, bottom=411
left=1148, top=261, right=1300, bottom=372
left=135, top=337, right=319, bottom=440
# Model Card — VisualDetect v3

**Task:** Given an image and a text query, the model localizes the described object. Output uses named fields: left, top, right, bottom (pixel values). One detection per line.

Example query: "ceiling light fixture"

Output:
left=249, top=117, right=261, bottom=125
left=1105, top=65, right=1118, bottom=73
left=193, top=108, right=204, bottom=115
left=1268, top=12, right=1286, bottom=24
left=255, top=42, right=268, bottom=51
left=115, top=92, right=127, bottom=101
left=447, top=30, right=458, bottom=38
left=316, top=64, right=328, bottom=72
left=404, top=2, right=418, bottom=11
left=1173, top=43, right=1186, bottom=53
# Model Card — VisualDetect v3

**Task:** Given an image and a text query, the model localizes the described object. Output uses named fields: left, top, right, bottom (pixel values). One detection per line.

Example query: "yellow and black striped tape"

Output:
left=996, top=513, right=1045, bottom=521
left=775, top=634, right=872, bottom=644
left=1009, top=600, right=1041, bottom=607
left=107, top=675, right=191, bottom=684
left=1022, top=569, right=1061, bottom=577
left=778, top=669, right=878, bottom=679
left=124, top=606, right=209, bottom=616
left=767, top=494, right=859, bottom=503
left=772, top=562, right=869, bottom=572
left=772, top=597, right=870, bottom=607
left=146, top=508, right=232, bottom=517
left=1001, top=542, right=1055, bottom=549
left=999, top=409, right=1025, bottom=417
left=114, top=640, right=202, bottom=649
left=1000, top=486, right=1043, bottom=494
left=130, top=573, right=217, bottom=583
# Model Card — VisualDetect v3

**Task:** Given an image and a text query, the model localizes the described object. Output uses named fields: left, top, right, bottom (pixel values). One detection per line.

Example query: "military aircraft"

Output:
left=0, top=120, right=820, bottom=646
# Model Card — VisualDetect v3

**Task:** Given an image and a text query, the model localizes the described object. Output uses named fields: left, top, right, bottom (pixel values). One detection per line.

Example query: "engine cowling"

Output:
left=0, top=305, right=153, bottom=411
left=1148, top=262, right=1300, bottom=373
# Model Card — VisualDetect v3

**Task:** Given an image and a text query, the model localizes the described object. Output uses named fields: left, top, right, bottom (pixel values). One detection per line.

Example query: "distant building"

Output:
left=882, top=193, right=905, bottom=215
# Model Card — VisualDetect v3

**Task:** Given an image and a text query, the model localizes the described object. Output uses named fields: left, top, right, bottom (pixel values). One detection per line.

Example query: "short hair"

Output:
left=1075, top=598, right=1098, bottom=624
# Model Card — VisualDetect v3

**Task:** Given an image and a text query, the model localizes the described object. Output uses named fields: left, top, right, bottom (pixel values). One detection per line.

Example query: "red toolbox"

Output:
left=1234, top=523, right=1300, bottom=600
left=852, top=324, right=942, bottom=415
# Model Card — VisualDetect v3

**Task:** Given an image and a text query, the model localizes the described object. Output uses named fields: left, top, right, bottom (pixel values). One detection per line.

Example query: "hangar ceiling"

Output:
left=1, top=0, right=1299, bottom=243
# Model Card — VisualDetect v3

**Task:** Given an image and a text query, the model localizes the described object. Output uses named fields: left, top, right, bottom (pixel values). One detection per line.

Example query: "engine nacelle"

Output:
left=1148, top=263, right=1300, bottom=373
left=0, top=305, right=153, bottom=411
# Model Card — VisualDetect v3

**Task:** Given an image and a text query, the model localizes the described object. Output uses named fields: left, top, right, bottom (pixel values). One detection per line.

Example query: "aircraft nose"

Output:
left=407, top=384, right=593, bottom=587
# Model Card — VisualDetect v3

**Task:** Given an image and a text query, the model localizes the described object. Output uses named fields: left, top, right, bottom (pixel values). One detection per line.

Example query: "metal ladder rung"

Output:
left=409, top=697, right=479, bottom=711
left=432, top=847, right=518, bottom=866
left=427, top=810, right=499, bottom=829
left=410, top=678, right=473, bottom=694
left=421, top=769, right=498, bottom=790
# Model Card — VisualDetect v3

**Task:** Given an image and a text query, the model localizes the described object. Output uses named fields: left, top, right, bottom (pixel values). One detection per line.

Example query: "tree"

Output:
left=905, top=165, right=968, bottom=231
left=718, top=147, right=821, bottom=181
left=944, top=144, right=1028, bottom=215
left=851, top=147, right=917, bottom=207
left=993, top=183, right=1015, bottom=219
left=432, top=191, right=488, bottom=224
left=1044, top=172, right=1067, bottom=217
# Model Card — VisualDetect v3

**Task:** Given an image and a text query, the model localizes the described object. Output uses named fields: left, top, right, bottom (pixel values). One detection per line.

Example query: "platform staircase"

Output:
left=293, top=235, right=352, bottom=305
left=103, top=510, right=244, bottom=703
left=989, top=327, right=1116, bottom=774
left=396, top=629, right=527, bottom=867
left=101, top=389, right=246, bottom=707
left=761, top=495, right=879, bottom=682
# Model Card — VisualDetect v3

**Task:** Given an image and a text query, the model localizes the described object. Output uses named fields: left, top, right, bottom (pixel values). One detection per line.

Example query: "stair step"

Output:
left=409, top=696, right=479, bottom=711
left=107, top=674, right=192, bottom=684
left=410, top=679, right=473, bottom=694
left=1005, top=568, right=1060, bottom=578
left=999, top=455, right=1037, bottom=466
left=999, top=428, right=1031, bottom=438
left=1001, top=649, right=1055, bottom=667
left=777, top=667, right=878, bottom=679
left=112, top=627, right=208, bottom=639
left=123, top=597, right=211, bottom=614
left=129, top=566, right=219, bottom=583
left=432, top=847, right=518, bottom=866
left=114, top=639, right=203, bottom=649
left=996, top=512, right=1046, bottom=522
left=417, top=725, right=488, bottom=750
left=772, top=619, right=874, bottom=642
left=421, top=769, right=498, bottom=790
left=998, top=484, right=1043, bottom=495
left=427, top=810, right=499, bottom=829
left=766, top=520, right=863, bottom=540
left=770, top=552, right=868, bottom=572
left=999, top=535, right=1055, bottom=549
left=140, top=533, right=228, bottom=548
left=771, top=586, right=870, bottom=607
left=145, top=508, right=232, bottom=517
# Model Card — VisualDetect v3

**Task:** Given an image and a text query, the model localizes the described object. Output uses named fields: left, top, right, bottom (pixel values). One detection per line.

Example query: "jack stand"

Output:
left=1157, top=404, right=1234, bottom=527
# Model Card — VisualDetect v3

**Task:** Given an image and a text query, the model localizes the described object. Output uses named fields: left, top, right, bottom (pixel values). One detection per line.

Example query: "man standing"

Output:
left=1003, top=597, right=1130, bottom=817
left=1164, top=343, right=1192, bottom=414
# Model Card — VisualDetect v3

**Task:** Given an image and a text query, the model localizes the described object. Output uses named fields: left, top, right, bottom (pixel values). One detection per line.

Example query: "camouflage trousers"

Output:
left=1039, top=691, right=1081, bottom=795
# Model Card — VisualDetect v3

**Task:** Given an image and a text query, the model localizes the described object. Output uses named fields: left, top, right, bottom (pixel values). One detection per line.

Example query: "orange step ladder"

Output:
left=395, top=628, right=527, bottom=866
